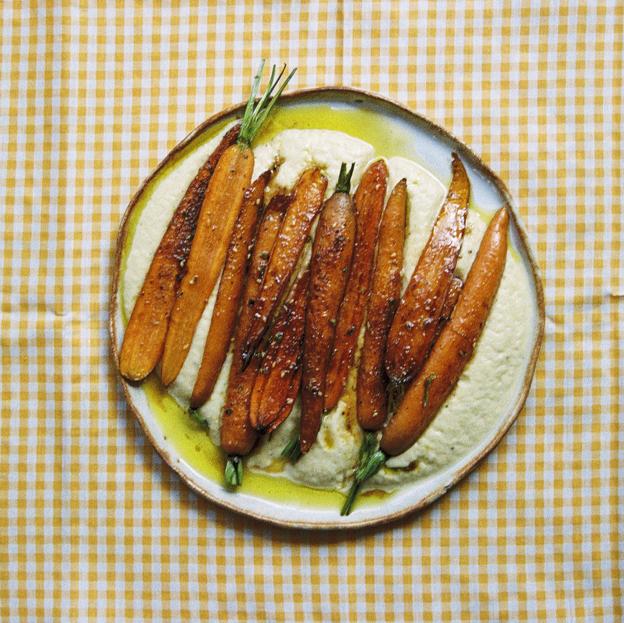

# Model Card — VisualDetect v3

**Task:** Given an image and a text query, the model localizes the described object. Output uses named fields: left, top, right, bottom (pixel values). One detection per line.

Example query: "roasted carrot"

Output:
left=385, top=154, right=470, bottom=386
left=119, top=124, right=239, bottom=381
left=324, top=159, right=388, bottom=411
left=240, top=167, right=328, bottom=366
left=381, top=207, right=509, bottom=456
left=246, top=192, right=292, bottom=305
left=383, top=277, right=464, bottom=414
left=299, top=164, right=357, bottom=454
left=356, top=179, right=407, bottom=432
left=159, top=62, right=295, bottom=386
left=219, top=190, right=289, bottom=485
left=342, top=207, right=508, bottom=515
left=249, top=268, right=310, bottom=433
left=190, top=169, right=272, bottom=408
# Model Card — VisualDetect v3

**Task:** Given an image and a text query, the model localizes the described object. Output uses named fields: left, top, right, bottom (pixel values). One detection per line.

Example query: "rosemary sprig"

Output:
left=422, top=373, right=437, bottom=408
left=340, top=431, right=387, bottom=516
left=237, top=60, right=297, bottom=148
left=224, top=455, right=243, bottom=487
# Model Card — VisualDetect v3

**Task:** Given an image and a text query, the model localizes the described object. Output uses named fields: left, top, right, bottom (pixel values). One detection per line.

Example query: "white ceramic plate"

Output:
left=110, top=88, right=544, bottom=529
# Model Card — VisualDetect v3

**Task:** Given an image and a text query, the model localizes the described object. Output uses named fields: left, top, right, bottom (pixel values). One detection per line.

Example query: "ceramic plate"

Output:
left=110, top=88, right=544, bottom=529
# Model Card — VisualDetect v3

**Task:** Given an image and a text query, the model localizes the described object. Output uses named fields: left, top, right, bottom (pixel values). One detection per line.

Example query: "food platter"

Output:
left=110, top=86, right=544, bottom=529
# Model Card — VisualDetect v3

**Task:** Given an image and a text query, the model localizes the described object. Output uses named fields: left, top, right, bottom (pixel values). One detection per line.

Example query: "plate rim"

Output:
left=109, top=86, right=545, bottom=530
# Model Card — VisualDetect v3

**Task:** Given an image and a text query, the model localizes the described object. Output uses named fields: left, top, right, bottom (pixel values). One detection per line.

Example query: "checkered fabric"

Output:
left=1, top=1, right=622, bottom=621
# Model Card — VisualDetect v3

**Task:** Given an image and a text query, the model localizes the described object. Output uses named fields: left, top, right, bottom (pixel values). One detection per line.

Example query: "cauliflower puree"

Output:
left=122, top=125, right=533, bottom=493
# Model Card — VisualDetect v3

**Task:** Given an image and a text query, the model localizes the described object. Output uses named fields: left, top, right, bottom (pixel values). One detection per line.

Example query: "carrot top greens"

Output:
left=237, top=61, right=297, bottom=148
left=225, top=456, right=243, bottom=487
left=281, top=435, right=302, bottom=462
left=341, top=432, right=387, bottom=516
left=335, top=162, right=356, bottom=193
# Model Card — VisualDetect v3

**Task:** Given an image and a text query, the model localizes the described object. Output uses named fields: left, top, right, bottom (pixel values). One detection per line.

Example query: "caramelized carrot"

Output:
left=342, top=208, right=508, bottom=515
left=160, top=143, right=254, bottom=384
left=160, top=63, right=295, bottom=386
left=119, top=124, right=239, bottom=381
left=356, top=179, right=407, bottom=431
left=381, top=207, right=509, bottom=456
left=219, top=191, right=289, bottom=482
left=241, top=192, right=291, bottom=332
left=385, top=154, right=470, bottom=385
left=240, top=167, right=328, bottom=366
left=190, top=169, right=271, bottom=408
left=300, top=164, right=357, bottom=454
left=249, top=269, right=310, bottom=433
left=245, top=193, right=292, bottom=306
left=324, top=159, right=388, bottom=411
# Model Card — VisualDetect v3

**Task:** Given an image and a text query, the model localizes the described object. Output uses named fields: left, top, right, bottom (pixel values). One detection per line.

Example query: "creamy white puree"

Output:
left=122, top=127, right=534, bottom=493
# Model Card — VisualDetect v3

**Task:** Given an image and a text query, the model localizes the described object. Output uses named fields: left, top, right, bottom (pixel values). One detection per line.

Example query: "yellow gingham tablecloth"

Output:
left=1, top=1, right=622, bottom=621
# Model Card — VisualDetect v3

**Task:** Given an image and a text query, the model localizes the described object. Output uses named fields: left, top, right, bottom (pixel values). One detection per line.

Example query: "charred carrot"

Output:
left=342, top=207, right=509, bottom=515
left=385, top=154, right=470, bottom=386
left=299, top=164, right=357, bottom=454
left=119, top=124, right=239, bottom=381
left=344, top=274, right=461, bottom=516
left=160, top=61, right=296, bottom=386
left=190, top=169, right=272, bottom=408
left=356, top=179, right=407, bottom=432
left=246, top=192, right=292, bottom=306
left=249, top=268, right=310, bottom=433
left=240, top=167, right=328, bottom=366
left=324, top=159, right=388, bottom=412
left=219, top=191, right=289, bottom=485
left=381, top=207, right=509, bottom=455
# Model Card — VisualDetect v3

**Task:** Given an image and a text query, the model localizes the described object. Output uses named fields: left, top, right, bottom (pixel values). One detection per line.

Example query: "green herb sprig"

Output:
left=423, top=373, right=437, bottom=408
